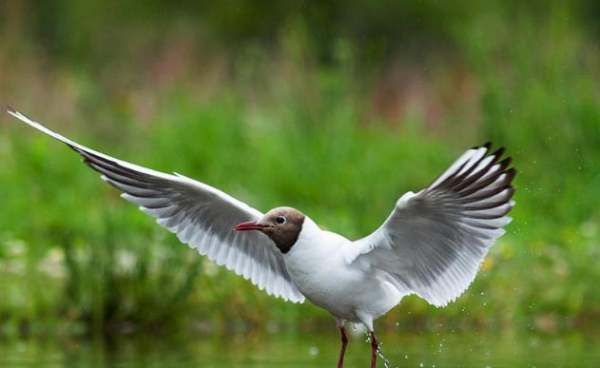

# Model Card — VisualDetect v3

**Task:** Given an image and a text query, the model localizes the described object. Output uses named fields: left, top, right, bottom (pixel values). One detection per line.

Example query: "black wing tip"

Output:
left=472, top=141, right=492, bottom=150
left=505, top=167, right=517, bottom=179
left=502, top=168, right=517, bottom=188
left=498, top=156, right=512, bottom=168
left=477, top=142, right=512, bottom=161
left=490, top=146, right=505, bottom=159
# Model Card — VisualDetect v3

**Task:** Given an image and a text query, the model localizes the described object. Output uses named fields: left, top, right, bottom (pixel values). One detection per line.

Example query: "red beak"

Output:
left=234, top=221, right=267, bottom=232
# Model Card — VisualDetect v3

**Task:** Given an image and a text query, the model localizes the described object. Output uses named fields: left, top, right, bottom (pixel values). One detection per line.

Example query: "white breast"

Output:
left=283, top=217, right=403, bottom=324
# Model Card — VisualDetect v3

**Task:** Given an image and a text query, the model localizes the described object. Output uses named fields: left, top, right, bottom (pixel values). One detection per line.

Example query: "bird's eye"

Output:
left=275, top=216, right=287, bottom=224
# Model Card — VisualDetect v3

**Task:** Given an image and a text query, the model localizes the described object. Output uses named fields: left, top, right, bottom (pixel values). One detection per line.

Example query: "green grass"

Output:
left=0, top=4, right=598, bottom=337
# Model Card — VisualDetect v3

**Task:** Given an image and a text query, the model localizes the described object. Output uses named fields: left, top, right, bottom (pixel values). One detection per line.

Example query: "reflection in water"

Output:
left=0, top=331, right=598, bottom=367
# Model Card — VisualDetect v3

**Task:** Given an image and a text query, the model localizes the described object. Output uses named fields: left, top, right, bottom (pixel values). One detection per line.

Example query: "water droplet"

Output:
left=308, top=346, right=319, bottom=356
left=372, top=343, right=393, bottom=368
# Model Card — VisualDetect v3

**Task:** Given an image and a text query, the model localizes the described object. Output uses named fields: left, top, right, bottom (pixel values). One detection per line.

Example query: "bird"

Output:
left=8, top=109, right=516, bottom=368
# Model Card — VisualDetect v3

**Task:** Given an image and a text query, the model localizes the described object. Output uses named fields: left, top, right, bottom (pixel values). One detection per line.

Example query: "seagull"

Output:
left=8, top=110, right=516, bottom=368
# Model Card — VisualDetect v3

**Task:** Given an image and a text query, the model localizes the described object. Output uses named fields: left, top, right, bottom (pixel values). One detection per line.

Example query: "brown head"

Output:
left=234, top=207, right=305, bottom=254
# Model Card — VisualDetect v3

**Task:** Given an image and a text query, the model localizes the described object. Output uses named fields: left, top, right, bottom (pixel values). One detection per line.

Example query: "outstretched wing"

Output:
left=8, top=110, right=305, bottom=303
left=350, top=143, right=515, bottom=307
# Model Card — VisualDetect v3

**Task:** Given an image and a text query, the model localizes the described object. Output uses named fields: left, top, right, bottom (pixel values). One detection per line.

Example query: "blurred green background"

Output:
left=0, top=0, right=598, bottom=342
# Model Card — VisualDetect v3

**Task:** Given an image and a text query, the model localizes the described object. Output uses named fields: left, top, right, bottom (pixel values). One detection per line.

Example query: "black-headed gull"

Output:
left=8, top=110, right=516, bottom=368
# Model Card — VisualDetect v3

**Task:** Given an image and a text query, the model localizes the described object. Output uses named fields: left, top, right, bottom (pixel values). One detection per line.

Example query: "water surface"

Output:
left=1, top=331, right=597, bottom=367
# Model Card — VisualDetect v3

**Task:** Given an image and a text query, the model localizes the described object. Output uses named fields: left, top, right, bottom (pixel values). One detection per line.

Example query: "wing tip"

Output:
left=472, top=141, right=492, bottom=150
left=6, top=107, right=25, bottom=122
left=505, top=167, right=517, bottom=182
left=5, top=109, right=77, bottom=149
left=499, top=156, right=512, bottom=169
left=472, top=143, right=512, bottom=165
left=490, top=146, right=505, bottom=160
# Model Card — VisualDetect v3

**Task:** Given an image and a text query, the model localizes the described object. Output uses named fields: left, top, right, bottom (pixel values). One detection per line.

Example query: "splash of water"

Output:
left=365, top=333, right=395, bottom=368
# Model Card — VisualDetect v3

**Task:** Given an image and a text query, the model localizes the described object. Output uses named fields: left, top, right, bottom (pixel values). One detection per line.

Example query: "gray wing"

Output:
left=350, top=144, right=516, bottom=307
left=8, top=110, right=305, bottom=303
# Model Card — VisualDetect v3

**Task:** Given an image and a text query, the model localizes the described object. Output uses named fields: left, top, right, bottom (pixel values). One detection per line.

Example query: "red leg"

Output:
left=337, top=326, right=349, bottom=368
left=370, top=331, right=378, bottom=368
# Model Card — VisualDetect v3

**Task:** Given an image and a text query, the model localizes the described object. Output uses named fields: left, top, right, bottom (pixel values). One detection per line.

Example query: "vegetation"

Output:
left=0, top=1, right=598, bottom=337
